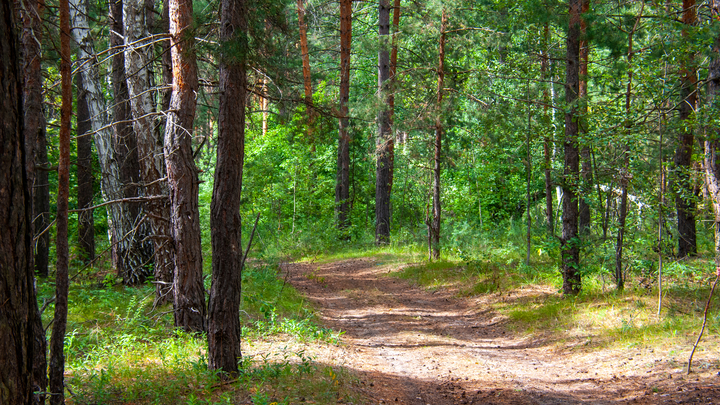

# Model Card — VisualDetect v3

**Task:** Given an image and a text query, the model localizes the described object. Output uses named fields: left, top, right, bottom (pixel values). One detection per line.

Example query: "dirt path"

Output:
left=282, top=257, right=720, bottom=404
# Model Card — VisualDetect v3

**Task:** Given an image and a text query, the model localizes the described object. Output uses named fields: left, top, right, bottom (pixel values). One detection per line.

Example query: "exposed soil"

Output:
left=278, top=257, right=720, bottom=404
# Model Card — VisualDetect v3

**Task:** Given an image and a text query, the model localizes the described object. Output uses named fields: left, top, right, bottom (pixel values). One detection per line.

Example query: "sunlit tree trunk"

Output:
left=675, top=0, right=698, bottom=258
left=166, top=0, right=206, bottom=333
left=0, top=4, right=44, bottom=403
left=562, top=0, right=582, bottom=295
left=49, top=0, right=72, bottom=402
left=123, top=0, right=176, bottom=305
left=376, top=0, right=393, bottom=244
left=76, top=73, right=95, bottom=264
left=336, top=0, right=352, bottom=231
left=209, top=0, right=247, bottom=376
left=705, top=0, right=720, bottom=264
left=429, top=9, right=447, bottom=260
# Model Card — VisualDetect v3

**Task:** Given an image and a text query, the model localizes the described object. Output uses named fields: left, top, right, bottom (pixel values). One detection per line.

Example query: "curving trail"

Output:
left=282, top=257, right=720, bottom=404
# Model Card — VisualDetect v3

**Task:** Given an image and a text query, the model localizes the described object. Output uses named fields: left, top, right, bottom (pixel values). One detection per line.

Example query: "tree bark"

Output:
left=335, top=0, right=352, bottom=231
left=675, top=0, right=698, bottom=258
left=297, top=0, right=314, bottom=145
left=122, top=0, right=176, bottom=305
left=165, top=0, right=206, bottom=333
left=429, top=9, right=447, bottom=260
left=705, top=0, right=720, bottom=264
left=0, top=3, right=44, bottom=403
left=376, top=0, right=393, bottom=245
left=208, top=0, right=247, bottom=376
left=76, top=73, right=95, bottom=264
left=49, top=0, right=72, bottom=402
left=387, top=0, right=400, bottom=194
left=562, top=0, right=582, bottom=295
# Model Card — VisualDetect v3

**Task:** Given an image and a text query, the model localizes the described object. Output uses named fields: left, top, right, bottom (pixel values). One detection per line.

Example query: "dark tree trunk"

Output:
left=208, top=0, right=247, bottom=376
left=429, top=9, right=447, bottom=260
left=541, top=24, right=554, bottom=236
left=122, top=0, right=175, bottom=305
left=0, top=4, right=44, bottom=403
left=34, top=121, right=50, bottom=278
left=49, top=0, right=72, bottom=402
left=76, top=73, right=95, bottom=264
left=562, top=0, right=582, bottom=295
left=109, top=0, right=154, bottom=285
left=675, top=0, right=698, bottom=258
left=578, top=0, right=591, bottom=235
left=161, top=0, right=173, bottom=112
left=335, top=0, right=352, bottom=231
left=376, top=0, right=393, bottom=245
left=165, top=0, right=206, bottom=333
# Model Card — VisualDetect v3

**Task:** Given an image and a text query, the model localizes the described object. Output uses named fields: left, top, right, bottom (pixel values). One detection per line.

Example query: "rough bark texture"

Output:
left=706, top=0, right=720, bottom=262
left=578, top=0, right=591, bottom=235
left=49, top=0, right=72, bottom=402
left=675, top=0, right=698, bottom=258
left=76, top=73, right=95, bottom=264
left=160, top=0, right=173, bottom=112
left=122, top=0, right=175, bottom=305
left=208, top=0, right=247, bottom=375
left=562, top=0, right=582, bottom=295
left=165, top=0, right=206, bottom=333
left=541, top=24, right=554, bottom=236
left=375, top=0, right=393, bottom=245
left=335, top=0, right=352, bottom=231
left=429, top=9, right=447, bottom=260
left=0, top=4, right=42, bottom=403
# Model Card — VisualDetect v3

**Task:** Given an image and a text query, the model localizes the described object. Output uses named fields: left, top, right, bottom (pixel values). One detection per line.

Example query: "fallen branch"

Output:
left=686, top=268, right=720, bottom=374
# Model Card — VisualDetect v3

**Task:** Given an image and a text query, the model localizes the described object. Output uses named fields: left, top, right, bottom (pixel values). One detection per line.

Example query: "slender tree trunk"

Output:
left=705, top=0, right=720, bottom=271
left=0, top=4, right=44, bottom=403
left=166, top=0, right=206, bottom=333
left=335, top=0, right=352, bottom=231
left=123, top=0, right=176, bottom=305
left=71, top=0, right=133, bottom=281
left=541, top=24, right=554, bottom=236
left=209, top=0, right=247, bottom=376
left=429, top=9, right=447, bottom=260
left=615, top=6, right=643, bottom=291
left=376, top=0, right=393, bottom=245
left=49, top=0, right=72, bottom=402
left=562, top=0, right=582, bottom=295
left=76, top=73, right=95, bottom=264
left=675, top=0, right=698, bottom=258
left=161, top=0, right=173, bottom=112
left=578, top=0, right=592, bottom=235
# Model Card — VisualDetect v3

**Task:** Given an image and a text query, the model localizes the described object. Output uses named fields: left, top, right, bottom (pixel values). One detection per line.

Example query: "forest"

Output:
left=4, top=0, right=720, bottom=403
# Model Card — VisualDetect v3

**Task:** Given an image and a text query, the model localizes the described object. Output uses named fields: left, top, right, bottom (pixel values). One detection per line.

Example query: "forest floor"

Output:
left=271, top=256, right=720, bottom=405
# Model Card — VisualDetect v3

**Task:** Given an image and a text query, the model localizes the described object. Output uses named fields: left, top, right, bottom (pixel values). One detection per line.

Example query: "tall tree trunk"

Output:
left=49, top=0, right=72, bottom=402
left=376, top=0, right=393, bottom=245
left=429, top=9, right=447, bottom=260
left=615, top=5, right=643, bottom=291
left=541, top=23, right=554, bottom=236
left=165, top=0, right=206, bottom=333
left=578, top=0, right=592, bottom=234
left=209, top=0, right=247, bottom=376
left=161, top=0, right=173, bottom=112
left=17, top=0, right=49, bottom=398
left=562, top=0, right=582, bottom=295
left=0, top=3, right=44, bottom=403
left=335, top=0, right=352, bottom=231
left=705, top=0, right=720, bottom=266
left=122, top=0, right=176, bottom=305
left=76, top=73, right=95, bottom=264
left=70, top=0, right=132, bottom=280
left=297, top=0, right=314, bottom=145
left=675, top=0, right=698, bottom=258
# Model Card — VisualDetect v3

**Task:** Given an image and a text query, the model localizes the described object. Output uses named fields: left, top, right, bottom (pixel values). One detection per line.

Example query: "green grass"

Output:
left=38, top=262, right=358, bottom=405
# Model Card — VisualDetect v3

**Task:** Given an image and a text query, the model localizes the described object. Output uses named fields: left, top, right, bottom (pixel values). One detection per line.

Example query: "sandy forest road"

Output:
left=281, top=257, right=720, bottom=404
